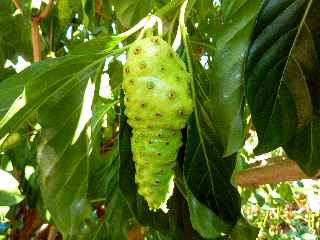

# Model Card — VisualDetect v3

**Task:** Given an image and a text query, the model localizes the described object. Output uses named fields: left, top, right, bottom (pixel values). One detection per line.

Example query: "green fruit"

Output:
left=123, top=36, right=193, bottom=212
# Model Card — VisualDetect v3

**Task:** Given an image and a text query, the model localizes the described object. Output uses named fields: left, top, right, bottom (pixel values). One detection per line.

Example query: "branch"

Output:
left=234, top=157, right=320, bottom=187
left=31, top=0, right=54, bottom=62
left=38, top=0, right=54, bottom=21
left=47, top=225, right=57, bottom=240
left=32, top=19, right=42, bottom=62
left=11, top=0, right=23, bottom=14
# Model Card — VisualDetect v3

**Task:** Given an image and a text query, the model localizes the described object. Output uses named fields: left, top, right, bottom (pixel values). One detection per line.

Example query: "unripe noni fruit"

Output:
left=123, top=36, right=193, bottom=212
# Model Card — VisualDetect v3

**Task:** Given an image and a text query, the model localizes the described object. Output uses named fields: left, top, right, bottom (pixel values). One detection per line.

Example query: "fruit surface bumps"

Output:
left=123, top=36, right=193, bottom=212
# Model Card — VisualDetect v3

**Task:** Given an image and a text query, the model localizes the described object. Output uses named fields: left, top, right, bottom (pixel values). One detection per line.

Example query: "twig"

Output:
left=234, top=157, right=320, bottom=187
left=11, top=0, right=23, bottom=14
left=32, top=19, right=42, bottom=62
left=38, top=0, right=54, bottom=21
left=47, top=225, right=57, bottom=240
left=31, top=0, right=54, bottom=62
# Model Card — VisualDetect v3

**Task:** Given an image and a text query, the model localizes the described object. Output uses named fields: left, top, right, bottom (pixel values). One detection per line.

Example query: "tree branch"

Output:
left=32, top=19, right=42, bottom=62
left=11, top=0, right=23, bottom=14
left=234, top=157, right=320, bottom=187
left=31, top=0, right=54, bottom=62
left=38, top=0, right=54, bottom=21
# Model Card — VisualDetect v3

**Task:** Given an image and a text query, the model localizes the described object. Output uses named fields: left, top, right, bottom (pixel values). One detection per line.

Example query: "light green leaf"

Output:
left=209, top=0, right=264, bottom=156
left=114, top=0, right=153, bottom=28
left=0, top=169, right=24, bottom=206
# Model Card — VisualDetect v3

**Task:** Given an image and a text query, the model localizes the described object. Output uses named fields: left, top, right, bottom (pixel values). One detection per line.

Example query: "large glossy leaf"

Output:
left=36, top=71, right=97, bottom=237
left=209, top=0, right=264, bottom=156
left=0, top=169, right=24, bottom=206
left=245, top=0, right=318, bottom=154
left=283, top=0, right=320, bottom=176
left=185, top=113, right=240, bottom=225
left=0, top=35, right=123, bottom=140
left=3, top=39, right=122, bottom=237
left=184, top=0, right=262, bottom=230
left=0, top=54, right=105, bottom=140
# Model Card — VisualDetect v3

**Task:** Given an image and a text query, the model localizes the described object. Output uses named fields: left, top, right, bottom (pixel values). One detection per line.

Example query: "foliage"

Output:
left=0, top=0, right=319, bottom=239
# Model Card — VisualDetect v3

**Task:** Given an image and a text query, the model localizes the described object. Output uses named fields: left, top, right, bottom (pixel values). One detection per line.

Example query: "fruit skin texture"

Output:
left=123, top=36, right=193, bottom=212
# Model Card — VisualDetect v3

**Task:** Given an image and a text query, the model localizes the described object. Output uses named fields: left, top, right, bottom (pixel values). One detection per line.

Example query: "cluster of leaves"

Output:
left=0, top=0, right=319, bottom=239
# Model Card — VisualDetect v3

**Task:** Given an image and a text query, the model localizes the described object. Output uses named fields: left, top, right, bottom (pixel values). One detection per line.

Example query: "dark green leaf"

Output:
left=184, top=1, right=262, bottom=228
left=0, top=169, right=24, bottom=206
left=104, top=190, right=133, bottom=239
left=184, top=113, right=241, bottom=225
left=245, top=0, right=319, bottom=154
left=175, top=178, right=230, bottom=239
left=88, top=141, right=120, bottom=202
left=107, top=59, right=123, bottom=92
left=284, top=117, right=320, bottom=176
left=114, top=0, right=153, bottom=28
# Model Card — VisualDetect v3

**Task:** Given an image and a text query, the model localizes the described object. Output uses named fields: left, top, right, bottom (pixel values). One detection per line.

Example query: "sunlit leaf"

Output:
left=0, top=169, right=24, bottom=206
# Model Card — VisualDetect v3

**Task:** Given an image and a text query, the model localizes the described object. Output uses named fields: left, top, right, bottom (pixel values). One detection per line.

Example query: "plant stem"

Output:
left=31, top=19, right=41, bottom=62
left=31, top=0, right=54, bottom=62
left=47, top=225, right=57, bottom=240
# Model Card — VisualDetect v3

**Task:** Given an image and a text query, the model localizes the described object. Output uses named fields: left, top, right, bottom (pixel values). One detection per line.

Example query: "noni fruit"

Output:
left=123, top=36, right=193, bottom=212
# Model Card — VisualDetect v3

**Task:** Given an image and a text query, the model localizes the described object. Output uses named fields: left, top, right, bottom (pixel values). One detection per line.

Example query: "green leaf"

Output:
left=90, top=97, right=117, bottom=146
left=182, top=1, right=262, bottom=231
left=37, top=75, right=93, bottom=237
left=114, top=0, right=153, bottom=28
left=184, top=113, right=241, bottom=225
left=176, top=178, right=231, bottom=239
left=0, top=35, right=124, bottom=141
left=245, top=0, right=318, bottom=154
left=57, top=0, right=83, bottom=29
left=0, top=2, right=32, bottom=72
left=284, top=117, right=320, bottom=176
left=0, top=169, right=24, bottom=206
left=2, top=38, right=122, bottom=237
left=278, top=183, right=295, bottom=203
left=104, top=189, right=133, bottom=239
left=0, top=54, right=104, bottom=140
left=185, top=2, right=263, bottom=230
left=209, top=0, right=263, bottom=156
left=88, top=141, right=120, bottom=202
left=229, top=217, right=259, bottom=240
left=107, top=59, right=123, bottom=92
